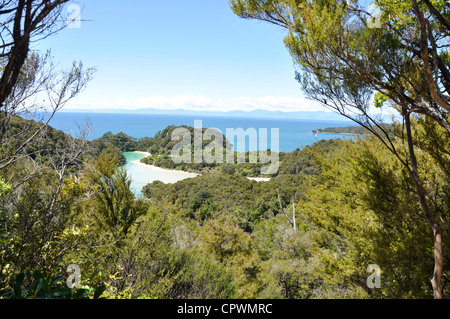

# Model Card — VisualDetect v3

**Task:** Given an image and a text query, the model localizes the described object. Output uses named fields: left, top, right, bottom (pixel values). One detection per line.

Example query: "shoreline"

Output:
left=134, top=151, right=151, bottom=157
left=128, top=151, right=272, bottom=182
left=132, top=159, right=200, bottom=177
left=130, top=151, right=198, bottom=176
left=247, top=177, right=271, bottom=182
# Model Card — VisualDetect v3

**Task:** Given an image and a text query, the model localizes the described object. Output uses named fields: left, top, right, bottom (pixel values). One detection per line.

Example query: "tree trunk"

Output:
left=405, top=113, right=443, bottom=299
left=432, top=224, right=443, bottom=299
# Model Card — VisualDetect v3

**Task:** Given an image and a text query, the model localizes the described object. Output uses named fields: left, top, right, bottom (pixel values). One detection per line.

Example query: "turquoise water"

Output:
left=123, top=152, right=198, bottom=197
left=124, top=151, right=146, bottom=163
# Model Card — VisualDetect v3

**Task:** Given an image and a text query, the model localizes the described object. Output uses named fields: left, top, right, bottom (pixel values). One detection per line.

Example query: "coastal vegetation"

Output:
left=0, top=0, right=449, bottom=301
left=2, top=114, right=449, bottom=299
left=99, top=125, right=277, bottom=177
left=312, top=124, right=395, bottom=136
left=230, top=0, right=450, bottom=299
left=99, top=126, right=339, bottom=178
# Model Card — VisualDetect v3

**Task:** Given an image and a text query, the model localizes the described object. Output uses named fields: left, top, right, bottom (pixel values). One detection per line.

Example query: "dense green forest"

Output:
left=1, top=0, right=450, bottom=300
left=4, top=114, right=127, bottom=168
left=140, top=118, right=450, bottom=298
left=1, top=115, right=449, bottom=299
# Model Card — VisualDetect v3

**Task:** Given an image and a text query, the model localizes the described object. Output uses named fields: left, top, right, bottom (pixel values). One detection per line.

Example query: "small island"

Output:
left=312, top=126, right=367, bottom=135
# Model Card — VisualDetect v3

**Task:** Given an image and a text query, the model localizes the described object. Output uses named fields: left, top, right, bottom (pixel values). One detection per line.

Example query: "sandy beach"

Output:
left=132, top=158, right=199, bottom=176
left=125, top=152, right=271, bottom=196
left=247, top=177, right=271, bottom=182
left=134, top=157, right=270, bottom=182
left=130, top=151, right=199, bottom=175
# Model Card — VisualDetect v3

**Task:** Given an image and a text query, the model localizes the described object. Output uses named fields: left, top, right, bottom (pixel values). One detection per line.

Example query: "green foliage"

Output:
left=0, top=270, right=106, bottom=299
left=86, top=153, right=148, bottom=238
left=278, top=139, right=343, bottom=175
left=312, top=126, right=367, bottom=135
left=297, top=118, right=450, bottom=298
left=0, top=178, right=11, bottom=196
left=3, top=113, right=449, bottom=300
left=94, top=131, right=139, bottom=152
left=0, top=172, right=93, bottom=287
left=143, top=172, right=306, bottom=232
left=87, top=138, right=126, bottom=166
left=0, top=114, right=126, bottom=170
left=196, top=216, right=261, bottom=298
left=144, top=125, right=232, bottom=156
left=229, top=0, right=450, bottom=298
left=138, top=125, right=280, bottom=177
left=373, top=92, right=389, bottom=109
left=102, top=202, right=237, bottom=299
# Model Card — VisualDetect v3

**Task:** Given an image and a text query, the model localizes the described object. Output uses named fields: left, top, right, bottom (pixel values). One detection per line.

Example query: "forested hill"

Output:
left=140, top=116, right=450, bottom=299
left=312, top=126, right=366, bottom=134
left=2, top=115, right=126, bottom=168
left=94, top=125, right=232, bottom=154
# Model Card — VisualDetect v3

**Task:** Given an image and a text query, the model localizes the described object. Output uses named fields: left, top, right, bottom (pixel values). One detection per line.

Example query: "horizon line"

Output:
left=53, top=108, right=355, bottom=122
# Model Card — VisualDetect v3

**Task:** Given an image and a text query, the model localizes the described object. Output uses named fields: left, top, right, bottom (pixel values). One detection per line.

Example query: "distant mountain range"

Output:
left=62, top=107, right=354, bottom=122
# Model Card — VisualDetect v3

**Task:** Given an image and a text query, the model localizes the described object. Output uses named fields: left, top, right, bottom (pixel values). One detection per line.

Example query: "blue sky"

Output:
left=33, top=0, right=326, bottom=114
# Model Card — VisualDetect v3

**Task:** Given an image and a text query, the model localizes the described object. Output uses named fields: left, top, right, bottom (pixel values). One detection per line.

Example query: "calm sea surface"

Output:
left=47, top=112, right=354, bottom=153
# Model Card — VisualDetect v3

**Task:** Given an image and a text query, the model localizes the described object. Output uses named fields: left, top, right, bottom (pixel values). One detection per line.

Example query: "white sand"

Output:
left=132, top=159, right=199, bottom=176
left=135, top=159, right=270, bottom=182
left=127, top=152, right=270, bottom=192
left=247, top=177, right=271, bottom=182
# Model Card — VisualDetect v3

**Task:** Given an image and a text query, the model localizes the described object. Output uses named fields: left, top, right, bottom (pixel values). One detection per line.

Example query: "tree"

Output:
left=0, top=1, right=96, bottom=291
left=230, top=0, right=450, bottom=298
left=86, top=153, right=148, bottom=240
left=297, top=122, right=450, bottom=298
left=0, top=0, right=71, bottom=108
left=196, top=217, right=261, bottom=298
left=0, top=1, right=94, bottom=184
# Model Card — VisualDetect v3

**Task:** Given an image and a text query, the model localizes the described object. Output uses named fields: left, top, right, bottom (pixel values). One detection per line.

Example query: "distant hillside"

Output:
left=145, top=125, right=233, bottom=155
left=312, top=126, right=366, bottom=135
left=3, top=114, right=126, bottom=169
left=138, top=125, right=259, bottom=176
left=278, top=139, right=346, bottom=175
left=95, top=125, right=232, bottom=154
left=94, top=131, right=145, bottom=152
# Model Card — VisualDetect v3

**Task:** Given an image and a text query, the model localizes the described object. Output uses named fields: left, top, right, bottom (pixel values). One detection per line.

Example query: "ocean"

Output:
left=46, top=112, right=355, bottom=153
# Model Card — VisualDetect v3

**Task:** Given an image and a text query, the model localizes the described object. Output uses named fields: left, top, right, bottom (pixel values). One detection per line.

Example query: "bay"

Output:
left=123, top=151, right=198, bottom=197
left=46, top=112, right=356, bottom=196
